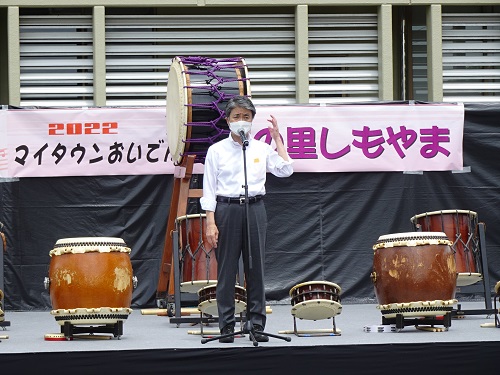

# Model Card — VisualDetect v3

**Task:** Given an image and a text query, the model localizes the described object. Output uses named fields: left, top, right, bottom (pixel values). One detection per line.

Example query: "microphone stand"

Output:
left=202, top=133, right=291, bottom=346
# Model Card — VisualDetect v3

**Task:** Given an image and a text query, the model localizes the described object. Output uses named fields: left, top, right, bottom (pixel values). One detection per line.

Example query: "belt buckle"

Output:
left=239, top=197, right=245, bottom=205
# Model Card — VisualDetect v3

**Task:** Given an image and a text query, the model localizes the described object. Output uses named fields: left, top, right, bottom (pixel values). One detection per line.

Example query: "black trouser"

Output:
left=214, top=199, right=267, bottom=330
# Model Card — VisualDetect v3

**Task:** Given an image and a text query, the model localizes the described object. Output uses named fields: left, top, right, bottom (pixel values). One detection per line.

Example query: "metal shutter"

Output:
left=442, top=12, right=500, bottom=102
left=105, top=13, right=296, bottom=106
left=308, top=12, right=379, bottom=103
left=19, top=14, right=94, bottom=107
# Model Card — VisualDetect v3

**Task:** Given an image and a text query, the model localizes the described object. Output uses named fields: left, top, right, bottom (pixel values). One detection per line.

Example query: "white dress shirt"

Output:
left=200, top=134, right=293, bottom=212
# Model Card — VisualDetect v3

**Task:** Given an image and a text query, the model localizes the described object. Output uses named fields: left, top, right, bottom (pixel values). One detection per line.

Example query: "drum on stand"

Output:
left=410, top=209, right=481, bottom=286
left=176, top=214, right=217, bottom=293
left=197, top=284, right=247, bottom=317
left=371, top=232, right=458, bottom=319
left=166, top=55, right=251, bottom=165
left=45, top=237, right=137, bottom=326
left=289, top=281, right=342, bottom=321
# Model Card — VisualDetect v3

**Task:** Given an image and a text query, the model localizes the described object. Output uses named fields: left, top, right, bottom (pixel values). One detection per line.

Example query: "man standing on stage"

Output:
left=200, top=95, right=293, bottom=343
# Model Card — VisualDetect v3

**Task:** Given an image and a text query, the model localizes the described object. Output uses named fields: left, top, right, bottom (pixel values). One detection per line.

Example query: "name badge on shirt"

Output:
left=254, top=158, right=260, bottom=163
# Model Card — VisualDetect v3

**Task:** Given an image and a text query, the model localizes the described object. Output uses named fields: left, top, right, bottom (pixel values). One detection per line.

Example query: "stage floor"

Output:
left=1, top=300, right=499, bottom=352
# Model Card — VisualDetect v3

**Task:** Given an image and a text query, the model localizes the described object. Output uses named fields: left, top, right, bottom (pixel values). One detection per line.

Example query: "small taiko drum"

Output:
left=410, top=209, right=481, bottom=286
left=45, top=237, right=136, bottom=325
left=176, top=214, right=217, bottom=293
left=197, top=284, right=247, bottom=317
left=166, top=55, right=251, bottom=165
left=371, top=232, right=457, bottom=319
left=289, top=281, right=342, bottom=321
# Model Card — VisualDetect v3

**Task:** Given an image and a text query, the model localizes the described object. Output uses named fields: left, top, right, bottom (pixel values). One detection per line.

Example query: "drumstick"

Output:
left=141, top=307, right=201, bottom=316
left=73, top=334, right=112, bottom=340
left=188, top=329, right=220, bottom=335
left=278, top=328, right=341, bottom=335
left=141, top=306, right=273, bottom=315
left=415, top=326, right=446, bottom=332
left=480, top=322, right=497, bottom=328
left=187, top=329, right=245, bottom=336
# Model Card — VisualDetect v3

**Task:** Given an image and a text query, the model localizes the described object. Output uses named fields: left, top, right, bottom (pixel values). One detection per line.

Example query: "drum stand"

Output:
left=414, top=221, right=495, bottom=317
left=60, top=320, right=124, bottom=339
left=451, top=223, right=496, bottom=317
left=382, top=313, right=452, bottom=332
left=155, top=155, right=206, bottom=325
left=292, top=315, right=341, bottom=337
left=156, top=155, right=244, bottom=327
left=0, top=225, right=10, bottom=330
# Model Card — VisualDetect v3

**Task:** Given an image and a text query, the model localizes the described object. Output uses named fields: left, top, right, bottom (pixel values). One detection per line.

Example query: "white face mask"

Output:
left=229, top=120, right=252, bottom=135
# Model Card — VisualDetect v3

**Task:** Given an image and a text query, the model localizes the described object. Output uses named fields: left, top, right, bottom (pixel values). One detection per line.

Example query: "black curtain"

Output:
left=1, top=102, right=499, bottom=310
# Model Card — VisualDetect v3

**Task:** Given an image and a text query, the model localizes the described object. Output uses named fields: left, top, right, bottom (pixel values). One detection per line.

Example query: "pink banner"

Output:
left=0, top=103, right=464, bottom=178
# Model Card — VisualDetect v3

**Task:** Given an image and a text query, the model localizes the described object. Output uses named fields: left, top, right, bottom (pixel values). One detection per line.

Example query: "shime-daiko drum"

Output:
left=371, top=232, right=457, bottom=319
left=166, top=56, right=251, bottom=165
left=410, top=209, right=481, bottom=286
left=176, top=214, right=217, bottom=293
left=289, top=281, right=342, bottom=321
left=197, top=284, right=247, bottom=317
left=45, top=237, right=137, bottom=326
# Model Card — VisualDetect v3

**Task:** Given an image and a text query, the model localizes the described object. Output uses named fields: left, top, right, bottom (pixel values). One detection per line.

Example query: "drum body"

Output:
left=197, top=284, right=247, bottom=316
left=47, top=237, right=134, bottom=325
left=410, top=209, right=480, bottom=286
left=372, top=232, right=457, bottom=318
left=166, top=56, right=251, bottom=165
left=177, top=214, right=217, bottom=293
left=289, top=281, right=342, bottom=320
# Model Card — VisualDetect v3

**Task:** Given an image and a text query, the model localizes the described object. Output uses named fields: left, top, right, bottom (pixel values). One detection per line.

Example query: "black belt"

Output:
left=216, top=195, right=263, bottom=205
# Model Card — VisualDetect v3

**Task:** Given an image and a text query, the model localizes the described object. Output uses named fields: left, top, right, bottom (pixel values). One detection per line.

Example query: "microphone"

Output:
left=238, top=129, right=249, bottom=146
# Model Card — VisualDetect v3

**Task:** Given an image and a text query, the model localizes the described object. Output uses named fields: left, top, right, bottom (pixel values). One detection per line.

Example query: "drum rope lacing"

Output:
left=180, top=56, right=248, bottom=142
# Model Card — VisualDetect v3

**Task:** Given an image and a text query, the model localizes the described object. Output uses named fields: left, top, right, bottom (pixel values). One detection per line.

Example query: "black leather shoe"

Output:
left=251, top=324, right=269, bottom=342
left=219, top=323, right=235, bottom=343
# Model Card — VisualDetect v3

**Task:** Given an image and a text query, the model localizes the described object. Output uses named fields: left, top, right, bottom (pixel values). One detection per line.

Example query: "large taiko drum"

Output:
left=197, top=284, right=247, bottom=317
left=410, top=209, right=481, bottom=286
left=45, top=237, right=136, bottom=325
left=166, top=55, right=251, bottom=165
left=176, top=214, right=217, bottom=293
left=371, top=232, right=457, bottom=319
left=289, top=281, right=342, bottom=321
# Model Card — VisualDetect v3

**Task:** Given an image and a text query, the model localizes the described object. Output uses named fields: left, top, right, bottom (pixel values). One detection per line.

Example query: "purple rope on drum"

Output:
left=170, top=56, right=251, bottom=164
